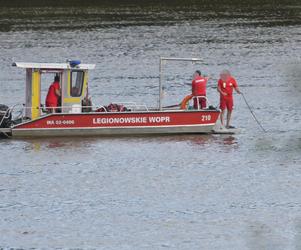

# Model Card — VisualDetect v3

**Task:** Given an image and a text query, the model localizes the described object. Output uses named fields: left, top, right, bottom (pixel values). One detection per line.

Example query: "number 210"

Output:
left=201, top=115, right=211, bottom=121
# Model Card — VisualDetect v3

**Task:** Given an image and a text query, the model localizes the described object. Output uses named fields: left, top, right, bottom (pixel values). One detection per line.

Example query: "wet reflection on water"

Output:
left=19, top=133, right=239, bottom=152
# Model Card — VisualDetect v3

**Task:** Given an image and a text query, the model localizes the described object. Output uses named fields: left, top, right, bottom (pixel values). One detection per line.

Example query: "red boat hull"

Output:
left=12, top=110, right=220, bottom=137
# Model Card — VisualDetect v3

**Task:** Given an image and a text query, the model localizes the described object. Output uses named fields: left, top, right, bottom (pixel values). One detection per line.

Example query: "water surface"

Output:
left=0, top=1, right=301, bottom=249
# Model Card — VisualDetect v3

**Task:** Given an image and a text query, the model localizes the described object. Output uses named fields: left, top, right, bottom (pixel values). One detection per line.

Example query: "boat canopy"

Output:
left=13, top=60, right=94, bottom=120
left=12, top=62, right=96, bottom=70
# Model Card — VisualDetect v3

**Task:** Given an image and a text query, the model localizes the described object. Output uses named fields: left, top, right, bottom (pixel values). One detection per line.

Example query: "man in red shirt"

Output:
left=192, top=70, right=209, bottom=109
left=46, top=75, right=61, bottom=113
left=217, top=70, right=241, bottom=128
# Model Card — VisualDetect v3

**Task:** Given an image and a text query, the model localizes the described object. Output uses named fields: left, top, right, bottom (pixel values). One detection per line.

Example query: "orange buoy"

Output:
left=180, top=94, right=193, bottom=110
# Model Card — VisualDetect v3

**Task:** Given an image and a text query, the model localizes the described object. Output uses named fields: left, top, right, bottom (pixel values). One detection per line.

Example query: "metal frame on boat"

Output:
left=0, top=58, right=221, bottom=138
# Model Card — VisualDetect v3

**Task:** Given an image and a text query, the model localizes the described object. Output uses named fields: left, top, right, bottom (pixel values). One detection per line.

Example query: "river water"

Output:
left=0, top=1, right=301, bottom=249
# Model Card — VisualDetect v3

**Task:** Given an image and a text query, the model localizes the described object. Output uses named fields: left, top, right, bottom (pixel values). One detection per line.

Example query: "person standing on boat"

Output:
left=217, top=70, right=241, bottom=128
left=191, top=70, right=209, bottom=109
left=46, top=74, right=61, bottom=113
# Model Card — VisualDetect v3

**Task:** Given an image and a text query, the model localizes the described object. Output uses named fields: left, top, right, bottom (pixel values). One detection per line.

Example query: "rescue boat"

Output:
left=0, top=57, right=222, bottom=138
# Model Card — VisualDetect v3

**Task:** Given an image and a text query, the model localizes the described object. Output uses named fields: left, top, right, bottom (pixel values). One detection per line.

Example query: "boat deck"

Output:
left=0, top=127, right=12, bottom=138
left=0, top=128, right=12, bottom=133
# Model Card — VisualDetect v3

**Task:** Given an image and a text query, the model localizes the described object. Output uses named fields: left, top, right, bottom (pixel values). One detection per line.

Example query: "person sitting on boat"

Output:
left=45, top=74, right=61, bottom=113
left=217, top=70, right=241, bottom=129
left=191, top=70, right=208, bottom=109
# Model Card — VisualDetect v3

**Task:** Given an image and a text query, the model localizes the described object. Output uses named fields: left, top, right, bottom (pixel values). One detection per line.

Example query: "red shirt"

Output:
left=192, top=76, right=207, bottom=96
left=46, top=81, right=60, bottom=105
left=218, top=76, right=238, bottom=97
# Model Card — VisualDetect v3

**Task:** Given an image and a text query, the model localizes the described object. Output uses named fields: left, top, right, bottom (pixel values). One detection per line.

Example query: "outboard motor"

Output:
left=0, top=104, right=12, bottom=128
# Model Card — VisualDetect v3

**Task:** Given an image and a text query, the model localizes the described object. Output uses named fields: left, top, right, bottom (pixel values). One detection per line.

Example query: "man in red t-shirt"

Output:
left=46, top=75, right=61, bottom=113
left=217, top=70, right=241, bottom=128
left=192, top=70, right=209, bottom=109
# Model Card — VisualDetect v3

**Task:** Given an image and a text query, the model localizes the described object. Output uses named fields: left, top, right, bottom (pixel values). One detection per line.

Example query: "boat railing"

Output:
left=113, top=102, right=149, bottom=111
left=192, top=96, right=209, bottom=110
left=16, top=97, right=208, bottom=122
left=13, top=105, right=105, bottom=123
left=16, top=102, right=149, bottom=120
left=0, top=110, right=9, bottom=127
left=19, top=105, right=107, bottom=114
left=0, top=104, right=23, bottom=127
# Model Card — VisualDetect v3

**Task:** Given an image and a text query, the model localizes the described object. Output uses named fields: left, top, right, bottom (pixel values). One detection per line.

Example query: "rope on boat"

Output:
left=241, top=93, right=267, bottom=133
left=162, top=104, right=180, bottom=108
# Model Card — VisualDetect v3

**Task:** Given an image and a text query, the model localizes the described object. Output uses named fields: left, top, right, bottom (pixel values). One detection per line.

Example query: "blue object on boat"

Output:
left=69, top=60, right=81, bottom=67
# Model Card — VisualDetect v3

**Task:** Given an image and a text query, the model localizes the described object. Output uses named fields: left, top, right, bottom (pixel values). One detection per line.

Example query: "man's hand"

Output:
left=235, top=88, right=242, bottom=94
left=55, top=89, right=61, bottom=96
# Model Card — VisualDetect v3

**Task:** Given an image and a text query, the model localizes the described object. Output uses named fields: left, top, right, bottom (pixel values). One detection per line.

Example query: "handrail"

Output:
left=20, top=105, right=102, bottom=110
left=192, top=96, right=209, bottom=110
left=20, top=102, right=149, bottom=112
left=19, top=98, right=208, bottom=115
left=7, top=98, right=213, bottom=126
left=114, top=102, right=149, bottom=111
left=0, top=107, right=12, bottom=127
left=19, top=104, right=147, bottom=114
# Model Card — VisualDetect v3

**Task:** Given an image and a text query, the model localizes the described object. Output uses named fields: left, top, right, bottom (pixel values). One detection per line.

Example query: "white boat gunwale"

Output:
left=12, top=124, right=217, bottom=138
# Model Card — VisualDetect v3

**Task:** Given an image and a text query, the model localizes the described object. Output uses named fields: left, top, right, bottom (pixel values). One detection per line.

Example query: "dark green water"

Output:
left=0, top=1, right=300, bottom=249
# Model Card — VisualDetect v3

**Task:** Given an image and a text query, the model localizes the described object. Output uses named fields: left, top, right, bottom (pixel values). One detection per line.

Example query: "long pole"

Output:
left=241, top=93, right=267, bottom=133
left=159, top=58, right=163, bottom=110
left=158, top=57, right=202, bottom=111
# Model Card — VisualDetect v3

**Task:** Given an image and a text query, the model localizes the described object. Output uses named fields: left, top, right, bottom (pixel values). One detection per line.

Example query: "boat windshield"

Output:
left=71, top=70, right=84, bottom=97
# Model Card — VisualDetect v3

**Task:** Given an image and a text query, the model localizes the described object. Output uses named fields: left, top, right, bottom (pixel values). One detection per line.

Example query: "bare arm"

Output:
left=233, top=78, right=241, bottom=94
left=55, top=89, right=61, bottom=96
left=234, top=86, right=241, bottom=94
